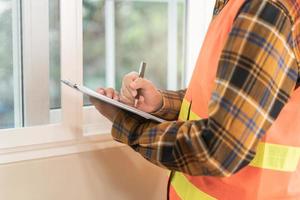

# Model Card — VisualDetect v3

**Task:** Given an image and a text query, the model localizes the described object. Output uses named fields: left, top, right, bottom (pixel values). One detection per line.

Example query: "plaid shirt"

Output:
left=111, top=0, right=300, bottom=176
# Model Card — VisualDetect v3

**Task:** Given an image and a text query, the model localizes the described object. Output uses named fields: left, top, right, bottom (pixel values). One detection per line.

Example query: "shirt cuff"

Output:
left=150, top=90, right=184, bottom=121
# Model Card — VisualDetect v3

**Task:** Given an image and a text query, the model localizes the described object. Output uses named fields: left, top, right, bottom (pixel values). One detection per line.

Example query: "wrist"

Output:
left=151, top=90, right=163, bottom=113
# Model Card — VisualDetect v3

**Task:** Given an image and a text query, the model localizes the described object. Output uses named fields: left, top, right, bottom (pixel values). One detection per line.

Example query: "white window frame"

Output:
left=0, top=0, right=119, bottom=164
left=0, top=0, right=214, bottom=164
left=185, top=0, right=215, bottom=85
left=51, top=0, right=187, bottom=125
left=22, top=0, right=50, bottom=126
left=12, top=0, right=23, bottom=128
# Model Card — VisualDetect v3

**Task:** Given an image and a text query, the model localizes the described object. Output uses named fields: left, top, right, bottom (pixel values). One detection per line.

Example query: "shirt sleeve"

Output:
left=111, top=0, right=299, bottom=176
left=150, top=89, right=186, bottom=121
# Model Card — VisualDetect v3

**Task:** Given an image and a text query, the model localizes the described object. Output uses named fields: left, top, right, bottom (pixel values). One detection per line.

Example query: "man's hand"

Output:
left=120, top=71, right=163, bottom=113
left=89, top=88, right=121, bottom=122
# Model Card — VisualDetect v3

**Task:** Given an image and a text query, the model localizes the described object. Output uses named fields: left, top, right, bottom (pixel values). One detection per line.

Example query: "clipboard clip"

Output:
left=61, top=79, right=79, bottom=89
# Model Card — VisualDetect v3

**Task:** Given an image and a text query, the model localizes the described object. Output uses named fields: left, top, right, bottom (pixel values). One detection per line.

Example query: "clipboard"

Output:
left=61, top=80, right=165, bottom=123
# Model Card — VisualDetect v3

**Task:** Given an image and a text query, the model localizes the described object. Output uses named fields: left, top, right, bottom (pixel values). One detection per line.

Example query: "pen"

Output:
left=134, top=61, right=147, bottom=107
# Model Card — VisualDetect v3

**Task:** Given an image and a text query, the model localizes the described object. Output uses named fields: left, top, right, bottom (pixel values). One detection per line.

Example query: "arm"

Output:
left=111, top=0, right=298, bottom=176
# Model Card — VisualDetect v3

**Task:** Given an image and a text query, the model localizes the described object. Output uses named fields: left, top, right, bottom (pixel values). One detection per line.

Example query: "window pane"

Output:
left=83, top=0, right=106, bottom=104
left=49, top=0, right=61, bottom=110
left=83, top=0, right=186, bottom=100
left=49, top=0, right=61, bottom=123
left=0, top=1, right=19, bottom=129
left=115, top=2, right=168, bottom=89
left=177, top=1, right=185, bottom=88
left=0, top=0, right=61, bottom=129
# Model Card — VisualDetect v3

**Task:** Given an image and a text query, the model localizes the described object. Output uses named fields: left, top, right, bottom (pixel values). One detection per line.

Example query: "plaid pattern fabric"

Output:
left=151, top=89, right=186, bottom=121
left=214, top=0, right=229, bottom=15
left=111, top=0, right=300, bottom=176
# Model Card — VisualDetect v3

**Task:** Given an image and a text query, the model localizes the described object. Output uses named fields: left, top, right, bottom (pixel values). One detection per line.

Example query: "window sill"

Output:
left=0, top=104, right=122, bottom=164
left=0, top=132, right=124, bottom=164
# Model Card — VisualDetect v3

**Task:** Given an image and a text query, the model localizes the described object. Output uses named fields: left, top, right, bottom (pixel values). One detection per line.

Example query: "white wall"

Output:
left=0, top=146, right=167, bottom=200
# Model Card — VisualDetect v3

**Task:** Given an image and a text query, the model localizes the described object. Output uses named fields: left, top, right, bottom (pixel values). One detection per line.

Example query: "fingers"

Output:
left=130, top=78, right=152, bottom=90
left=123, top=71, right=139, bottom=83
left=95, top=87, right=119, bottom=100
left=120, top=85, right=135, bottom=102
left=123, top=72, right=139, bottom=91
left=113, top=91, right=119, bottom=100
left=105, top=88, right=114, bottom=98
left=96, top=88, right=105, bottom=95
left=121, top=71, right=139, bottom=98
left=120, top=87, right=134, bottom=105
left=139, top=95, right=145, bottom=103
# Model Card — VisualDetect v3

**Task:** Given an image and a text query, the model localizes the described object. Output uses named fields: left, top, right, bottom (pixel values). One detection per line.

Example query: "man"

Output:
left=91, top=0, right=300, bottom=199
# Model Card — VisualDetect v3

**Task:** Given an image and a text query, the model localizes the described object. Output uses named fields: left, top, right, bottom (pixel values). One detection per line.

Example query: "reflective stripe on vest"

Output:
left=178, top=98, right=300, bottom=172
left=250, top=142, right=300, bottom=172
left=170, top=142, right=300, bottom=199
left=179, top=99, right=199, bottom=121
left=171, top=172, right=216, bottom=200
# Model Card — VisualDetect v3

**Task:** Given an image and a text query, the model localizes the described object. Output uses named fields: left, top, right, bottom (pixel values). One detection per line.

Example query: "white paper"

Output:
left=61, top=80, right=165, bottom=123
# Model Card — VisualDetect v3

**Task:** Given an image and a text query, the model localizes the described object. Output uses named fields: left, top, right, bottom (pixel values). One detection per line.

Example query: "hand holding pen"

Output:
left=120, top=62, right=163, bottom=113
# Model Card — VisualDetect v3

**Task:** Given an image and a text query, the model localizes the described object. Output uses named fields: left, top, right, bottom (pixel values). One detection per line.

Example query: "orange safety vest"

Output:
left=169, top=0, right=300, bottom=199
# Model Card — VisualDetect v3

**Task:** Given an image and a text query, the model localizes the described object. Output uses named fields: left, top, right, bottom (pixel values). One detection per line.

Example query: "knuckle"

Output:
left=129, top=71, right=138, bottom=76
left=120, top=96, right=126, bottom=102
left=120, top=88, right=126, bottom=96
left=107, top=87, right=114, bottom=91
left=96, top=88, right=104, bottom=93
left=125, top=72, right=139, bottom=80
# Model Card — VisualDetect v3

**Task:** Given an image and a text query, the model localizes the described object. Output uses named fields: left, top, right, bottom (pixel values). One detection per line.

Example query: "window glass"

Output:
left=0, top=1, right=17, bottom=129
left=83, top=0, right=186, bottom=105
left=0, top=0, right=61, bottom=129
left=49, top=0, right=61, bottom=110
left=177, top=1, right=185, bottom=88
left=115, top=1, right=168, bottom=89
left=48, top=0, right=61, bottom=124
left=83, top=0, right=106, bottom=90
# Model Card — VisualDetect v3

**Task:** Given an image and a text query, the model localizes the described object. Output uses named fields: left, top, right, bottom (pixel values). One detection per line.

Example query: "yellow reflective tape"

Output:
left=189, top=111, right=201, bottom=120
left=250, top=142, right=300, bottom=172
left=171, top=143, right=300, bottom=200
left=179, top=99, right=203, bottom=121
left=179, top=99, right=190, bottom=121
left=171, top=172, right=216, bottom=200
left=179, top=100, right=300, bottom=172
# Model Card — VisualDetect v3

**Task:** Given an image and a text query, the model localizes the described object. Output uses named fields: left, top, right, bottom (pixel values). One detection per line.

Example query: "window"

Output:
left=0, top=0, right=61, bottom=130
left=83, top=0, right=186, bottom=105
left=0, top=0, right=216, bottom=164
left=0, top=0, right=21, bottom=129
left=81, top=0, right=186, bottom=129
